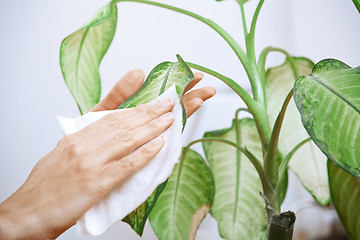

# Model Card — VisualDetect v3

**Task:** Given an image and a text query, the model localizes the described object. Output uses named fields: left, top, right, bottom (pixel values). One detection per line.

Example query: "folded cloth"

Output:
left=57, top=86, right=183, bottom=236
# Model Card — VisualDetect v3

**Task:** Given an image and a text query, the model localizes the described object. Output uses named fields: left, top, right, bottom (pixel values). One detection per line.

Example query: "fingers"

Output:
left=103, top=135, right=165, bottom=186
left=184, top=72, right=204, bottom=93
left=90, top=69, right=145, bottom=112
left=96, top=111, right=173, bottom=163
left=86, top=98, right=174, bottom=137
left=183, top=86, right=216, bottom=117
left=125, top=98, right=173, bottom=128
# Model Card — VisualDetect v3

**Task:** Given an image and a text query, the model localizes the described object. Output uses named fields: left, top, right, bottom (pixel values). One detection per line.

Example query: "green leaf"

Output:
left=120, top=56, right=194, bottom=235
left=149, top=149, right=214, bottom=240
left=60, top=2, right=117, bottom=114
left=119, top=54, right=194, bottom=127
left=266, top=57, right=330, bottom=205
left=328, top=160, right=360, bottom=240
left=353, top=0, right=360, bottom=13
left=294, top=59, right=360, bottom=177
left=203, top=118, right=267, bottom=240
left=122, top=182, right=166, bottom=236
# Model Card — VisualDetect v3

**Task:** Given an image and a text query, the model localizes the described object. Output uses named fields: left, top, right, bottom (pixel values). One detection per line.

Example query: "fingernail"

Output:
left=159, top=112, right=173, bottom=122
left=195, top=72, right=204, bottom=78
left=158, top=98, right=173, bottom=108
left=152, top=135, right=164, bottom=144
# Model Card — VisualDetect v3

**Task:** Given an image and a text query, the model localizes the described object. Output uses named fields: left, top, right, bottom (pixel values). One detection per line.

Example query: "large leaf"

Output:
left=203, top=118, right=267, bottom=240
left=266, top=57, right=330, bottom=204
left=149, top=149, right=214, bottom=240
left=328, top=160, right=360, bottom=240
left=294, top=59, right=360, bottom=177
left=60, top=2, right=117, bottom=114
left=119, top=56, right=194, bottom=235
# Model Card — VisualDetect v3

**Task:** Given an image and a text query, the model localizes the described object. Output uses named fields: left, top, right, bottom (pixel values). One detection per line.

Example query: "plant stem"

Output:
left=186, top=62, right=272, bottom=149
left=236, top=0, right=248, bottom=37
left=235, top=107, right=251, bottom=114
left=258, top=47, right=300, bottom=85
left=274, top=138, right=311, bottom=197
left=264, top=90, right=293, bottom=189
left=267, top=211, right=296, bottom=240
left=248, top=0, right=264, bottom=63
left=233, top=107, right=243, bottom=235
left=186, top=62, right=253, bottom=107
left=114, top=0, right=248, bottom=68
left=245, top=0, right=266, bottom=108
left=183, top=137, right=270, bottom=195
left=114, top=0, right=267, bottom=108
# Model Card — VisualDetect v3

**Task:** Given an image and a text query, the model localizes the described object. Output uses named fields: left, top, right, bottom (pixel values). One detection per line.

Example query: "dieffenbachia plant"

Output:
left=60, top=0, right=360, bottom=239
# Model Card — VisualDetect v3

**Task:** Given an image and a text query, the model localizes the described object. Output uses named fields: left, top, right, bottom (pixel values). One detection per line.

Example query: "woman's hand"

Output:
left=0, top=69, right=215, bottom=240
left=90, top=69, right=216, bottom=116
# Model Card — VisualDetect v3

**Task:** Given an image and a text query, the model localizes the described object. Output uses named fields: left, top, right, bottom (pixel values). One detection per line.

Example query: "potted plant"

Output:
left=60, top=0, right=360, bottom=239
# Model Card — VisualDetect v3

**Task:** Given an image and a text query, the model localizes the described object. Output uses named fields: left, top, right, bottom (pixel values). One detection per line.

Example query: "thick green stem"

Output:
left=186, top=62, right=272, bottom=149
left=246, top=0, right=266, bottom=106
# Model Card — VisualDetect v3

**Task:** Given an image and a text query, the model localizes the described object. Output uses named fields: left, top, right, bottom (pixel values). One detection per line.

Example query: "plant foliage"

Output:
left=294, top=59, right=360, bottom=177
left=149, top=149, right=214, bottom=240
left=60, top=0, right=360, bottom=239
left=60, top=2, right=117, bottom=114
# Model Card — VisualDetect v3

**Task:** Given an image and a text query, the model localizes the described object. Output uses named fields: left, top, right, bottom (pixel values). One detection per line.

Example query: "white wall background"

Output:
left=0, top=0, right=359, bottom=239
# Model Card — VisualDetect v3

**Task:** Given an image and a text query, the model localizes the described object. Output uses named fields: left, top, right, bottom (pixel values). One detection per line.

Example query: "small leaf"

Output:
left=120, top=56, right=194, bottom=235
left=149, top=149, right=214, bottom=240
left=266, top=57, right=330, bottom=205
left=60, top=2, right=118, bottom=114
left=203, top=118, right=267, bottom=240
left=294, top=59, right=360, bottom=177
left=328, top=160, right=360, bottom=240
left=119, top=55, right=194, bottom=127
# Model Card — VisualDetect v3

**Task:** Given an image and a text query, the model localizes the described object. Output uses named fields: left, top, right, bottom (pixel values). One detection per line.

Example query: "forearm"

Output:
left=0, top=189, right=47, bottom=240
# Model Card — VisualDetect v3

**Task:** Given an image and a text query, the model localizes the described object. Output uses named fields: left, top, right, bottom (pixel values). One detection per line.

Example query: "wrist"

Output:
left=0, top=189, right=47, bottom=240
left=0, top=200, right=23, bottom=239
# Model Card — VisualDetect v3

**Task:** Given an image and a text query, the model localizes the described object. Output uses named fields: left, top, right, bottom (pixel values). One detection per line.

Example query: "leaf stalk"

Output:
left=184, top=137, right=271, bottom=201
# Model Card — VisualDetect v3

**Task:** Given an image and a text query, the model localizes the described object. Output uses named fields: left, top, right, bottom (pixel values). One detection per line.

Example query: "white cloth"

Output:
left=57, top=86, right=183, bottom=236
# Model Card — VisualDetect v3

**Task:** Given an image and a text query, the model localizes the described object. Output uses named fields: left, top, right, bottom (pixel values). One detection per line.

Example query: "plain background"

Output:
left=0, top=0, right=359, bottom=239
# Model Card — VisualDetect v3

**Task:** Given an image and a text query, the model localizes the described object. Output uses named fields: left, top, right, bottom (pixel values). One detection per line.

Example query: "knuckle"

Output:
left=119, top=158, right=135, bottom=170
left=136, top=103, right=158, bottom=117
left=140, top=145, right=153, bottom=156
left=95, top=176, right=113, bottom=195
left=133, top=104, right=145, bottom=114
left=104, top=113, right=129, bottom=129
left=148, top=119, right=161, bottom=129
left=67, top=141, right=83, bottom=158
left=194, top=98, right=204, bottom=108
left=117, top=132, right=136, bottom=146
left=61, top=135, right=84, bottom=157
left=76, top=158, right=93, bottom=172
left=103, top=112, right=117, bottom=123
left=145, top=105, right=158, bottom=117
